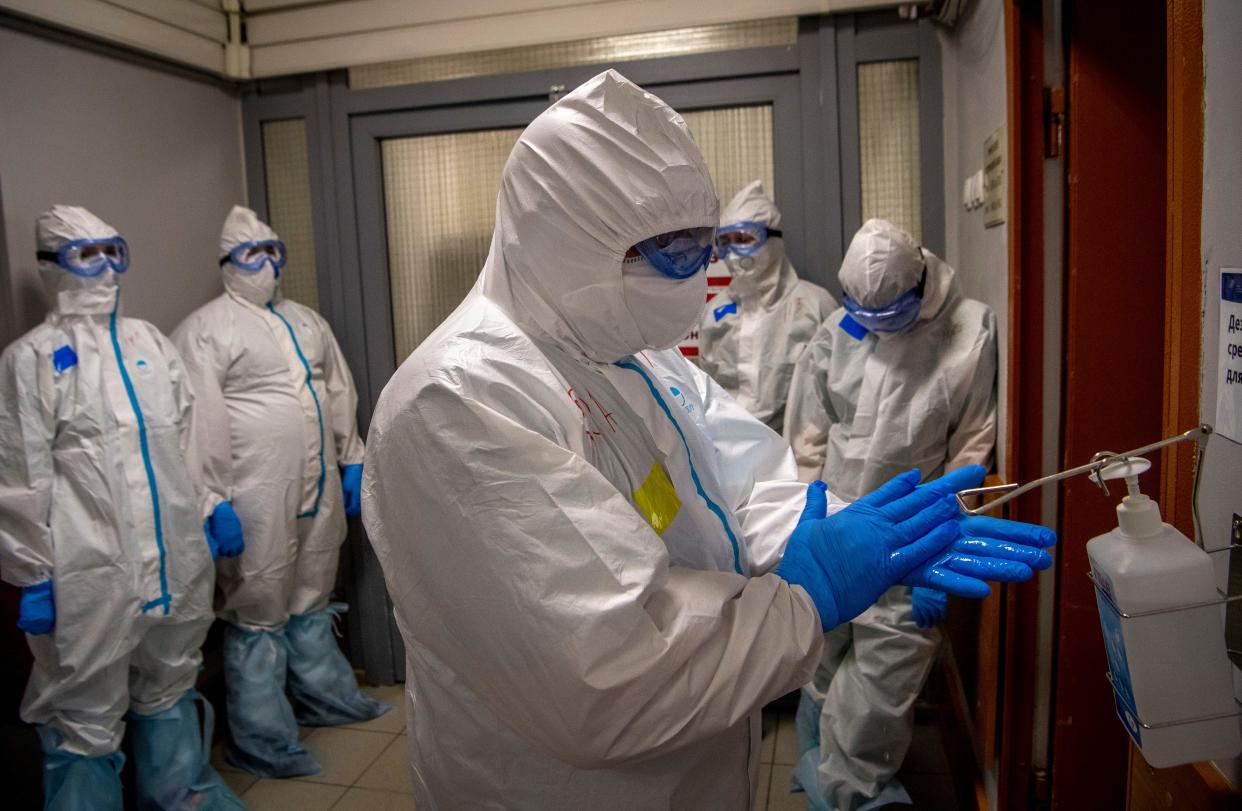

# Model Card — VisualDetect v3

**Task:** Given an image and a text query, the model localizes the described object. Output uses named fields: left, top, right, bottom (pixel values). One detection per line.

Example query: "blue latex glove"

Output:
left=17, top=580, right=55, bottom=635
left=777, top=473, right=963, bottom=630
left=777, top=466, right=1059, bottom=631
left=341, top=464, right=363, bottom=517
left=907, top=469, right=1059, bottom=593
left=911, top=587, right=948, bottom=629
left=205, top=501, right=245, bottom=558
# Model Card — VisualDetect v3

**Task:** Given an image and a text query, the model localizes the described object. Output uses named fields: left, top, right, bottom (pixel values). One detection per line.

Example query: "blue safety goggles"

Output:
left=219, top=240, right=287, bottom=276
left=37, top=237, right=130, bottom=278
left=841, top=268, right=927, bottom=334
left=714, top=220, right=782, bottom=259
left=633, top=227, right=715, bottom=280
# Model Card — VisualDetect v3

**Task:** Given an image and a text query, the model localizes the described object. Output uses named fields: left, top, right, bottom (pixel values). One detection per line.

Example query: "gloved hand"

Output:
left=341, top=464, right=363, bottom=517
left=903, top=467, right=1058, bottom=594
left=911, top=587, right=948, bottom=629
left=777, top=473, right=962, bottom=630
left=17, top=580, right=55, bottom=635
left=205, top=501, right=245, bottom=558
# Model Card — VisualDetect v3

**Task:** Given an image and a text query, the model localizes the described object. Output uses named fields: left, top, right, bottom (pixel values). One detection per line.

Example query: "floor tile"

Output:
left=772, top=712, right=799, bottom=766
left=767, top=764, right=803, bottom=811
left=243, top=779, right=345, bottom=811
left=330, top=786, right=415, bottom=810
left=760, top=711, right=777, bottom=764
left=299, top=727, right=395, bottom=786
left=220, top=768, right=258, bottom=797
left=340, top=685, right=408, bottom=734
left=755, top=762, right=772, bottom=811
left=356, top=735, right=415, bottom=794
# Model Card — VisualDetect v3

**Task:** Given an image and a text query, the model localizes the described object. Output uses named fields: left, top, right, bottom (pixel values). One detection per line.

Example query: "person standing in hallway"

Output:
left=0, top=206, right=243, bottom=810
left=784, top=218, right=998, bottom=811
left=697, top=180, right=837, bottom=433
left=173, top=205, right=388, bottom=778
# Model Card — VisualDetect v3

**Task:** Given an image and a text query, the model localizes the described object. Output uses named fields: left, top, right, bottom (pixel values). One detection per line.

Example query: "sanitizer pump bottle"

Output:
left=1086, top=457, right=1241, bottom=767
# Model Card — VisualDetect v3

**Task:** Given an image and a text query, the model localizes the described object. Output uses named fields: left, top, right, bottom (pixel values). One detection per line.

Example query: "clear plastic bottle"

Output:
left=1086, top=458, right=1241, bottom=767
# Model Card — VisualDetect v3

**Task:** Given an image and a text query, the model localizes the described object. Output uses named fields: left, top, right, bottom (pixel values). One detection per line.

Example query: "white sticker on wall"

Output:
left=1217, top=268, right=1242, bottom=443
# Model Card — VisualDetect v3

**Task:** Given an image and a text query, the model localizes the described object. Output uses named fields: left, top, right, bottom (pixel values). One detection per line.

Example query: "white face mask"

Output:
left=724, top=254, right=757, bottom=274
left=620, top=256, right=707, bottom=350
left=223, top=262, right=280, bottom=305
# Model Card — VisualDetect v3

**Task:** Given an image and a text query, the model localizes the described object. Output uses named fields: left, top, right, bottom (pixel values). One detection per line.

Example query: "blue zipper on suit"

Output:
left=268, top=303, right=327, bottom=518
left=615, top=359, right=743, bottom=575
left=109, top=294, right=170, bottom=614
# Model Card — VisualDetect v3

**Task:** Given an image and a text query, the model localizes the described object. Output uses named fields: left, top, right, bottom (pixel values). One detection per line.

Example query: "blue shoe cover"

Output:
left=286, top=604, right=391, bottom=726
left=223, top=623, right=322, bottom=778
left=37, top=726, right=123, bottom=811
left=129, top=690, right=246, bottom=810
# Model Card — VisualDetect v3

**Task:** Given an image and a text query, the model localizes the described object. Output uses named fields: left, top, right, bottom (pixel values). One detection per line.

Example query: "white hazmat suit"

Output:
left=697, top=181, right=837, bottom=432
left=173, top=206, right=385, bottom=778
left=363, top=70, right=832, bottom=810
left=0, top=206, right=233, bottom=808
left=784, top=219, right=998, bottom=811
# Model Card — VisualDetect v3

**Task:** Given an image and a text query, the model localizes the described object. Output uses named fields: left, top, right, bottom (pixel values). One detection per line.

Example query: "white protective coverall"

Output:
left=173, top=206, right=364, bottom=629
left=363, top=70, right=830, bottom=810
left=784, top=219, right=998, bottom=811
left=0, top=206, right=215, bottom=758
left=697, top=181, right=837, bottom=433
left=172, top=207, right=382, bottom=777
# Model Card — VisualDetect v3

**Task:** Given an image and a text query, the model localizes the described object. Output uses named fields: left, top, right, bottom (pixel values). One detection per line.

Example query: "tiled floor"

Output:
left=756, top=709, right=960, bottom=811
left=217, top=687, right=958, bottom=811
left=211, top=683, right=415, bottom=810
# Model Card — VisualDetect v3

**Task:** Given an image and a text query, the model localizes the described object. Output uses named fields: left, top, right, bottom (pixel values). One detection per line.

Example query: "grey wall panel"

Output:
left=0, top=24, right=245, bottom=339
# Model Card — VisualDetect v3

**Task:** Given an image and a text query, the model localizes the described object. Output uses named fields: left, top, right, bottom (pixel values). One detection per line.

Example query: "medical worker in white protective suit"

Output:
left=172, top=206, right=388, bottom=778
left=697, top=180, right=836, bottom=433
left=0, top=206, right=243, bottom=810
left=361, top=70, right=1054, bottom=810
left=784, top=218, right=999, bottom=811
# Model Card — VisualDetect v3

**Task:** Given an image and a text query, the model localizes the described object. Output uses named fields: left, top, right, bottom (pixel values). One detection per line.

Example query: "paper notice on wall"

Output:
left=1217, top=269, right=1242, bottom=443
left=983, top=125, right=1007, bottom=228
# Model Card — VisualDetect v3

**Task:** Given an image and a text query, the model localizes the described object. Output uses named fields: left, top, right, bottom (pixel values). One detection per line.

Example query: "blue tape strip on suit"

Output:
left=614, top=360, right=743, bottom=575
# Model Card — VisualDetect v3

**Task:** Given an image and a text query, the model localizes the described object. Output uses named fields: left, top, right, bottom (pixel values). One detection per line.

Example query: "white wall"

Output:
left=0, top=25, right=246, bottom=345
left=937, top=0, right=1009, bottom=475
left=1200, top=0, right=1242, bottom=787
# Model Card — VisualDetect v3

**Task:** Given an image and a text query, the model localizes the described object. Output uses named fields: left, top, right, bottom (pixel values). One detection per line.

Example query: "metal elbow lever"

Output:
left=953, top=425, right=1214, bottom=528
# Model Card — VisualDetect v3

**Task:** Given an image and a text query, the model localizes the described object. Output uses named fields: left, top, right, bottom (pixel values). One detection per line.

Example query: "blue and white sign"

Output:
left=1218, top=269, right=1242, bottom=443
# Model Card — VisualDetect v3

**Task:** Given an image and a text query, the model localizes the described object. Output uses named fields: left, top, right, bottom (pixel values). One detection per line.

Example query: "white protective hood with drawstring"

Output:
left=0, top=205, right=215, bottom=757
left=697, top=181, right=837, bottom=432
left=363, top=71, right=832, bottom=810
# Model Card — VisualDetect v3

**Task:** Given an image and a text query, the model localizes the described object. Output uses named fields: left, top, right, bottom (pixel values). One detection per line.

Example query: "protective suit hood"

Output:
left=719, top=180, right=797, bottom=306
left=837, top=218, right=956, bottom=332
left=36, top=205, right=121, bottom=317
left=219, top=205, right=282, bottom=306
left=480, top=70, right=718, bottom=363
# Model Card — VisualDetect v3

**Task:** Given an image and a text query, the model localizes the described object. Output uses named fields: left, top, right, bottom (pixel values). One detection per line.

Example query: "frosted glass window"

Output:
left=261, top=118, right=320, bottom=311
left=382, top=128, right=523, bottom=361
left=681, top=105, right=775, bottom=206
left=351, top=18, right=796, bottom=89
left=857, top=60, right=921, bottom=242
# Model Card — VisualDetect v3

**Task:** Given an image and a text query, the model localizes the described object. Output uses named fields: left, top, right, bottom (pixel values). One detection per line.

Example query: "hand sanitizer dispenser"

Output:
left=1086, top=457, right=1241, bottom=767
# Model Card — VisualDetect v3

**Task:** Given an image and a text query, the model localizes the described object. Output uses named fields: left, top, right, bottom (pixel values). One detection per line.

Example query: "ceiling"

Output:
left=0, top=0, right=906, bottom=79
